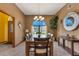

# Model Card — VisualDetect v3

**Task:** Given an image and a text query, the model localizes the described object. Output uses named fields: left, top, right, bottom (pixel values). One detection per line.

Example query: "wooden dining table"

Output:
left=25, top=37, right=53, bottom=56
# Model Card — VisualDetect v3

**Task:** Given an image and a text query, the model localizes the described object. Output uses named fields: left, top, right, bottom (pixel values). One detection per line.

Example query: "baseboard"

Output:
left=0, top=41, right=8, bottom=44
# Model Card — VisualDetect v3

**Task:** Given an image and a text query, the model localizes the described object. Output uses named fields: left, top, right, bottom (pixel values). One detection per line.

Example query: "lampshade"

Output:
left=25, top=29, right=29, bottom=33
left=51, top=34, right=53, bottom=37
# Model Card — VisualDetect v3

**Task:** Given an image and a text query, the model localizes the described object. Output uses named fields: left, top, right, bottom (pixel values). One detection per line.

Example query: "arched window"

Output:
left=32, top=16, right=47, bottom=38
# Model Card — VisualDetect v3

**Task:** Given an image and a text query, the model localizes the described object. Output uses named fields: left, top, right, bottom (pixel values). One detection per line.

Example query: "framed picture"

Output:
left=63, top=12, right=79, bottom=31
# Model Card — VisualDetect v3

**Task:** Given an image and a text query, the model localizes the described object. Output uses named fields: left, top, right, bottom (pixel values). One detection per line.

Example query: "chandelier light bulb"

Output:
left=34, top=16, right=38, bottom=20
left=34, top=16, right=45, bottom=21
left=41, top=17, right=45, bottom=21
left=39, top=16, right=42, bottom=19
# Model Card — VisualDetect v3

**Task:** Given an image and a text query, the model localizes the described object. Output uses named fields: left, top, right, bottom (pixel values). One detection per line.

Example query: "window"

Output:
left=32, top=17, right=47, bottom=38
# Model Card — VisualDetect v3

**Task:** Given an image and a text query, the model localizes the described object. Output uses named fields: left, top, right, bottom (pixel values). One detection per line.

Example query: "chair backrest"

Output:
left=34, top=37, right=50, bottom=56
left=34, top=37, right=49, bottom=46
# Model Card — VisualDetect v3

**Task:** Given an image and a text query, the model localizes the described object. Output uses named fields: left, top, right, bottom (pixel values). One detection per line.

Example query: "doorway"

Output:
left=8, top=17, right=15, bottom=47
left=0, top=11, right=15, bottom=47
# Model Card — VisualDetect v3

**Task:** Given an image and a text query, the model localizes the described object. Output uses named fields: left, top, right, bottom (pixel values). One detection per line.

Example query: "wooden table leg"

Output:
left=71, top=41, right=74, bottom=56
left=51, top=42, right=53, bottom=56
left=58, top=37, right=60, bottom=46
left=26, top=46, right=29, bottom=56
left=49, top=46, right=51, bottom=56
left=49, top=42, right=53, bottom=56
left=63, top=39, right=65, bottom=48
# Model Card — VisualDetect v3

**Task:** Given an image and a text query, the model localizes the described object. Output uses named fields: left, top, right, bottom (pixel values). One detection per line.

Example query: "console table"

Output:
left=25, top=37, right=53, bottom=56
left=58, top=36, right=79, bottom=56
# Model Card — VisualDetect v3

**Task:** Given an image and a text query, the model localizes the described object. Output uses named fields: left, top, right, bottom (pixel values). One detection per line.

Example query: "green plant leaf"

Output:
left=49, top=15, right=58, bottom=30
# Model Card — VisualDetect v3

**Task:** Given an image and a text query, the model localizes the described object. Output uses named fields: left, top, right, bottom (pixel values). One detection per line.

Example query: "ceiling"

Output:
left=16, top=3, right=66, bottom=15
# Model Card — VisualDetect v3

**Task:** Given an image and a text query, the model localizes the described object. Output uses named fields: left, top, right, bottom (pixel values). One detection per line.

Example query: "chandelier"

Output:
left=34, top=16, right=45, bottom=21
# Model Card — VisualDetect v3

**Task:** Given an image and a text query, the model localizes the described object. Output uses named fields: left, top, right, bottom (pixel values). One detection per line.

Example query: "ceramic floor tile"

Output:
left=0, top=41, right=71, bottom=56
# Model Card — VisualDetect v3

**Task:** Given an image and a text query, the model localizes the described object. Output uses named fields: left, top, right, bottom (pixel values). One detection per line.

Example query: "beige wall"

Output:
left=25, top=15, right=53, bottom=33
left=57, top=3, right=79, bottom=53
left=0, top=3, right=25, bottom=46
left=57, top=3, right=79, bottom=38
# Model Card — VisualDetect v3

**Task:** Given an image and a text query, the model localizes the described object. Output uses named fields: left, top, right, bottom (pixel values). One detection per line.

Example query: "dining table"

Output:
left=25, top=36, right=53, bottom=56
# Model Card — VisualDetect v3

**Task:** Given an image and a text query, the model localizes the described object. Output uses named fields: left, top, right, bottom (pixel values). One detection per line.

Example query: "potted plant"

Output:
left=49, top=15, right=58, bottom=41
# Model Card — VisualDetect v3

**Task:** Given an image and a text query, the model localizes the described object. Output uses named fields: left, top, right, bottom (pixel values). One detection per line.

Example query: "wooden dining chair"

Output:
left=34, top=37, right=50, bottom=56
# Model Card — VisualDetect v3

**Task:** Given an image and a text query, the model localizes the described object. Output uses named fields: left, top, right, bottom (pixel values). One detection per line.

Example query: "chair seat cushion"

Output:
left=36, top=49, right=46, bottom=53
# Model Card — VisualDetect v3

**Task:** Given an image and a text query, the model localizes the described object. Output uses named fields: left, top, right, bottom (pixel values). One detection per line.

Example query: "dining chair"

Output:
left=34, top=37, right=50, bottom=56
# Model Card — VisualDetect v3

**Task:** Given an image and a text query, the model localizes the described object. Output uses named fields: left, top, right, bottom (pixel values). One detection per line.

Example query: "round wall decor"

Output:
left=63, top=12, right=79, bottom=31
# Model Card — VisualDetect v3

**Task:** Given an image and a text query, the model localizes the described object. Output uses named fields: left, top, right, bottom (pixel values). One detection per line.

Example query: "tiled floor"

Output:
left=0, top=43, right=25, bottom=56
left=53, top=42, right=71, bottom=56
left=0, top=41, right=71, bottom=56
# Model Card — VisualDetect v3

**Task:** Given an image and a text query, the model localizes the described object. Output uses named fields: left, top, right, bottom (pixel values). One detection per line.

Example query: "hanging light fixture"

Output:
left=34, top=16, right=45, bottom=21
left=34, top=4, right=45, bottom=21
left=33, top=4, right=46, bottom=38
